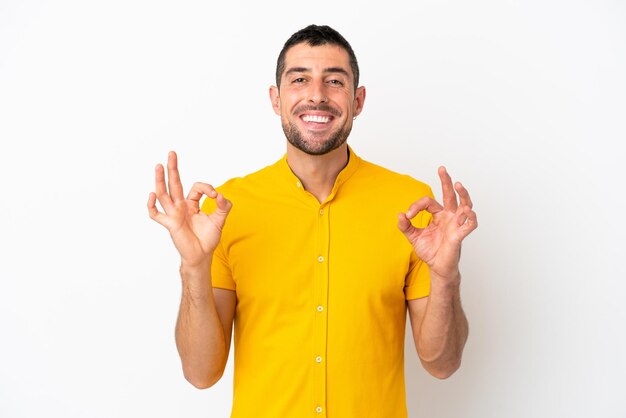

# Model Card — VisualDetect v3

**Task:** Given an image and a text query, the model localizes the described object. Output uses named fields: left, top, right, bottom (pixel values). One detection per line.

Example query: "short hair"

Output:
left=275, top=24, right=360, bottom=91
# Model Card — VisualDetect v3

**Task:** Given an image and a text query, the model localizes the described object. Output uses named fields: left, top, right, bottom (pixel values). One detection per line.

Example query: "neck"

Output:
left=286, top=143, right=349, bottom=203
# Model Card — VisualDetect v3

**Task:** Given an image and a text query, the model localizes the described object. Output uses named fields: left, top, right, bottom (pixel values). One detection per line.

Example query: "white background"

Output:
left=1, top=0, right=625, bottom=417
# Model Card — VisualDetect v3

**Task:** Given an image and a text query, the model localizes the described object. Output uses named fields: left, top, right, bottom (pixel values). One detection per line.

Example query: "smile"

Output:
left=301, top=114, right=332, bottom=124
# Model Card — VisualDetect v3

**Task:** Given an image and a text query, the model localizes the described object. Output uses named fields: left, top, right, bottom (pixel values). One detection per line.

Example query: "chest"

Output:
left=222, top=196, right=413, bottom=308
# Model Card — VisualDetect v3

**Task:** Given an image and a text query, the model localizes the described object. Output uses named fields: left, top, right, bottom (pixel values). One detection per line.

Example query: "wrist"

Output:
left=179, top=258, right=213, bottom=293
left=430, top=269, right=461, bottom=289
left=180, top=254, right=212, bottom=274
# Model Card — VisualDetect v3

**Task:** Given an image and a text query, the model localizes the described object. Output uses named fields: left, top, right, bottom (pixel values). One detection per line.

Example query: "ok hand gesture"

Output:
left=147, top=152, right=232, bottom=268
left=398, top=167, right=477, bottom=281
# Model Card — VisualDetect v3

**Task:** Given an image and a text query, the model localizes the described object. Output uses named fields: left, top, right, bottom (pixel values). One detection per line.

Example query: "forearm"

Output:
left=415, top=271, right=468, bottom=379
left=175, top=261, right=228, bottom=388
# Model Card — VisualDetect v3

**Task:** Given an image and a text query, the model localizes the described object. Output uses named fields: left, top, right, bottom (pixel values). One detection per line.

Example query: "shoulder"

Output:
left=220, top=160, right=281, bottom=194
left=200, top=158, right=282, bottom=214
left=353, top=157, right=433, bottom=197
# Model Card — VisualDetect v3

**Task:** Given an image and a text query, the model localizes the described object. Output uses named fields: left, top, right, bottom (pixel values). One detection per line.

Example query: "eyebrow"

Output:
left=285, top=67, right=350, bottom=77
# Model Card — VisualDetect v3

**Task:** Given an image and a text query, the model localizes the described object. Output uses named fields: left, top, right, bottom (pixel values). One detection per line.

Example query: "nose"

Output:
left=308, top=80, right=328, bottom=104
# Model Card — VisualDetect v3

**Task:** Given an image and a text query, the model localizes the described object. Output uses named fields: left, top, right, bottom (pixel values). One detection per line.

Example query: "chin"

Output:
left=284, top=124, right=350, bottom=156
left=289, top=137, right=347, bottom=156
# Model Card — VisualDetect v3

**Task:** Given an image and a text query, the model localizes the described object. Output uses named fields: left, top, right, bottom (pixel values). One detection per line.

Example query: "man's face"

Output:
left=270, top=43, right=365, bottom=155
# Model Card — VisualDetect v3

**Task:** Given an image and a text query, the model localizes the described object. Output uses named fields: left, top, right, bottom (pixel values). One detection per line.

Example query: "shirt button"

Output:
left=316, top=406, right=323, bottom=413
left=296, top=181, right=302, bottom=188
left=315, top=356, right=323, bottom=363
left=319, top=208, right=324, bottom=215
left=317, top=305, right=324, bottom=312
left=317, top=256, right=324, bottom=263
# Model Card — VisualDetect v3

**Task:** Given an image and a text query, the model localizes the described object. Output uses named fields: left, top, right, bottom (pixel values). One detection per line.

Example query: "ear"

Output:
left=353, top=86, right=366, bottom=117
left=269, top=85, right=281, bottom=115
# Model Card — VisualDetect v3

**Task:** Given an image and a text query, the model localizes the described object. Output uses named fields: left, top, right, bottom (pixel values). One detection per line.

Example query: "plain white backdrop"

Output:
left=1, top=0, right=625, bottom=417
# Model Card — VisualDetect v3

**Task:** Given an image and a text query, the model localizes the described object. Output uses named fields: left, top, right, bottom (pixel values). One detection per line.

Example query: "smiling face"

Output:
left=270, top=43, right=366, bottom=156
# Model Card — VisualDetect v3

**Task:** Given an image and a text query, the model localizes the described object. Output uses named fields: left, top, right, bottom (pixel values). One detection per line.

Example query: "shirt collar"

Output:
left=276, top=145, right=362, bottom=200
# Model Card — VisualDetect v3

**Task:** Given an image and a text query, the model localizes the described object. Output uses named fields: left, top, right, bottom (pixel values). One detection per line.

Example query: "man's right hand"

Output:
left=147, top=151, right=232, bottom=269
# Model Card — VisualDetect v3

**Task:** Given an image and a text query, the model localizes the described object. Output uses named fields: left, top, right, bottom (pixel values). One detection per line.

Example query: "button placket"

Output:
left=313, top=203, right=329, bottom=416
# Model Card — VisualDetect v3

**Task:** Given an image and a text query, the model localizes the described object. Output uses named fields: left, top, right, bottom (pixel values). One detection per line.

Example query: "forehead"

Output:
left=283, top=43, right=352, bottom=76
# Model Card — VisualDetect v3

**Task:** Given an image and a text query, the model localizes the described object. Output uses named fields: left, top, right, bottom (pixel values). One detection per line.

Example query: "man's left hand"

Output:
left=398, top=167, right=478, bottom=282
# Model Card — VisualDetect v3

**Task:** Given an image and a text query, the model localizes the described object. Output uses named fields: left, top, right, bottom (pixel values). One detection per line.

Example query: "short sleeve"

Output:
left=404, top=186, right=434, bottom=300
left=211, top=241, right=236, bottom=291
left=404, top=252, right=431, bottom=300
left=201, top=194, right=236, bottom=291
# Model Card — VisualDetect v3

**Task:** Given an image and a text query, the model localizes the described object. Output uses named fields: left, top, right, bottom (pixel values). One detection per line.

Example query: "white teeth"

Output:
left=302, top=115, right=331, bottom=123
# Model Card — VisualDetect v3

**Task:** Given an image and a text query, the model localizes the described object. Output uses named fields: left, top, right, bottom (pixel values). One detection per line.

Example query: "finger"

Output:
left=167, top=151, right=185, bottom=202
left=455, top=206, right=478, bottom=239
left=438, top=166, right=458, bottom=211
left=147, top=192, right=167, bottom=226
left=460, top=206, right=478, bottom=236
left=154, top=164, right=174, bottom=212
left=210, top=193, right=233, bottom=229
left=215, top=193, right=233, bottom=215
left=397, top=212, right=421, bottom=237
left=405, top=196, right=444, bottom=219
left=454, top=205, right=469, bottom=227
left=455, top=181, right=473, bottom=209
left=187, top=182, right=218, bottom=202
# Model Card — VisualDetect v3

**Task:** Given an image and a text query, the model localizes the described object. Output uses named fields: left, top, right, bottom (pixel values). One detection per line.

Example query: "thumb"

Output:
left=212, top=193, right=233, bottom=224
left=398, top=212, right=420, bottom=240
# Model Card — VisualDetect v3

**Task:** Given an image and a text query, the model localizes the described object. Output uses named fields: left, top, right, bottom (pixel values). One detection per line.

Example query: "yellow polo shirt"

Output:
left=201, top=148, right=433, bottom=418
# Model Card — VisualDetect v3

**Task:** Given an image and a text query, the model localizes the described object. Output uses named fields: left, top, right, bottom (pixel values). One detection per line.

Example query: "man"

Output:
left=148, top=25, right=477, bottom=418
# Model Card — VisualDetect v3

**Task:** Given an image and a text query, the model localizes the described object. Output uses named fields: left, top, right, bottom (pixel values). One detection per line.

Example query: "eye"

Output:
left=292, top=77, right=306, bottom=83
left=328, top=79, right=344, bottom=86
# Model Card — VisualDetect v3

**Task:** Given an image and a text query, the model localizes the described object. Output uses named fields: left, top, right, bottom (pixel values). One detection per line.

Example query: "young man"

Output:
left=148, top=25, right=477, bottom=418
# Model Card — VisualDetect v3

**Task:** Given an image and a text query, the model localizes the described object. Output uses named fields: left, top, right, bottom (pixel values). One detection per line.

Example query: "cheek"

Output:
left=285, top=91, right=303, bottom=106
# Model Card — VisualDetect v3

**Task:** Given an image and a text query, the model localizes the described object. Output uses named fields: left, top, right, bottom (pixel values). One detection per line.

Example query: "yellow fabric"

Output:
left=201, top=148, right=433, bottom=418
